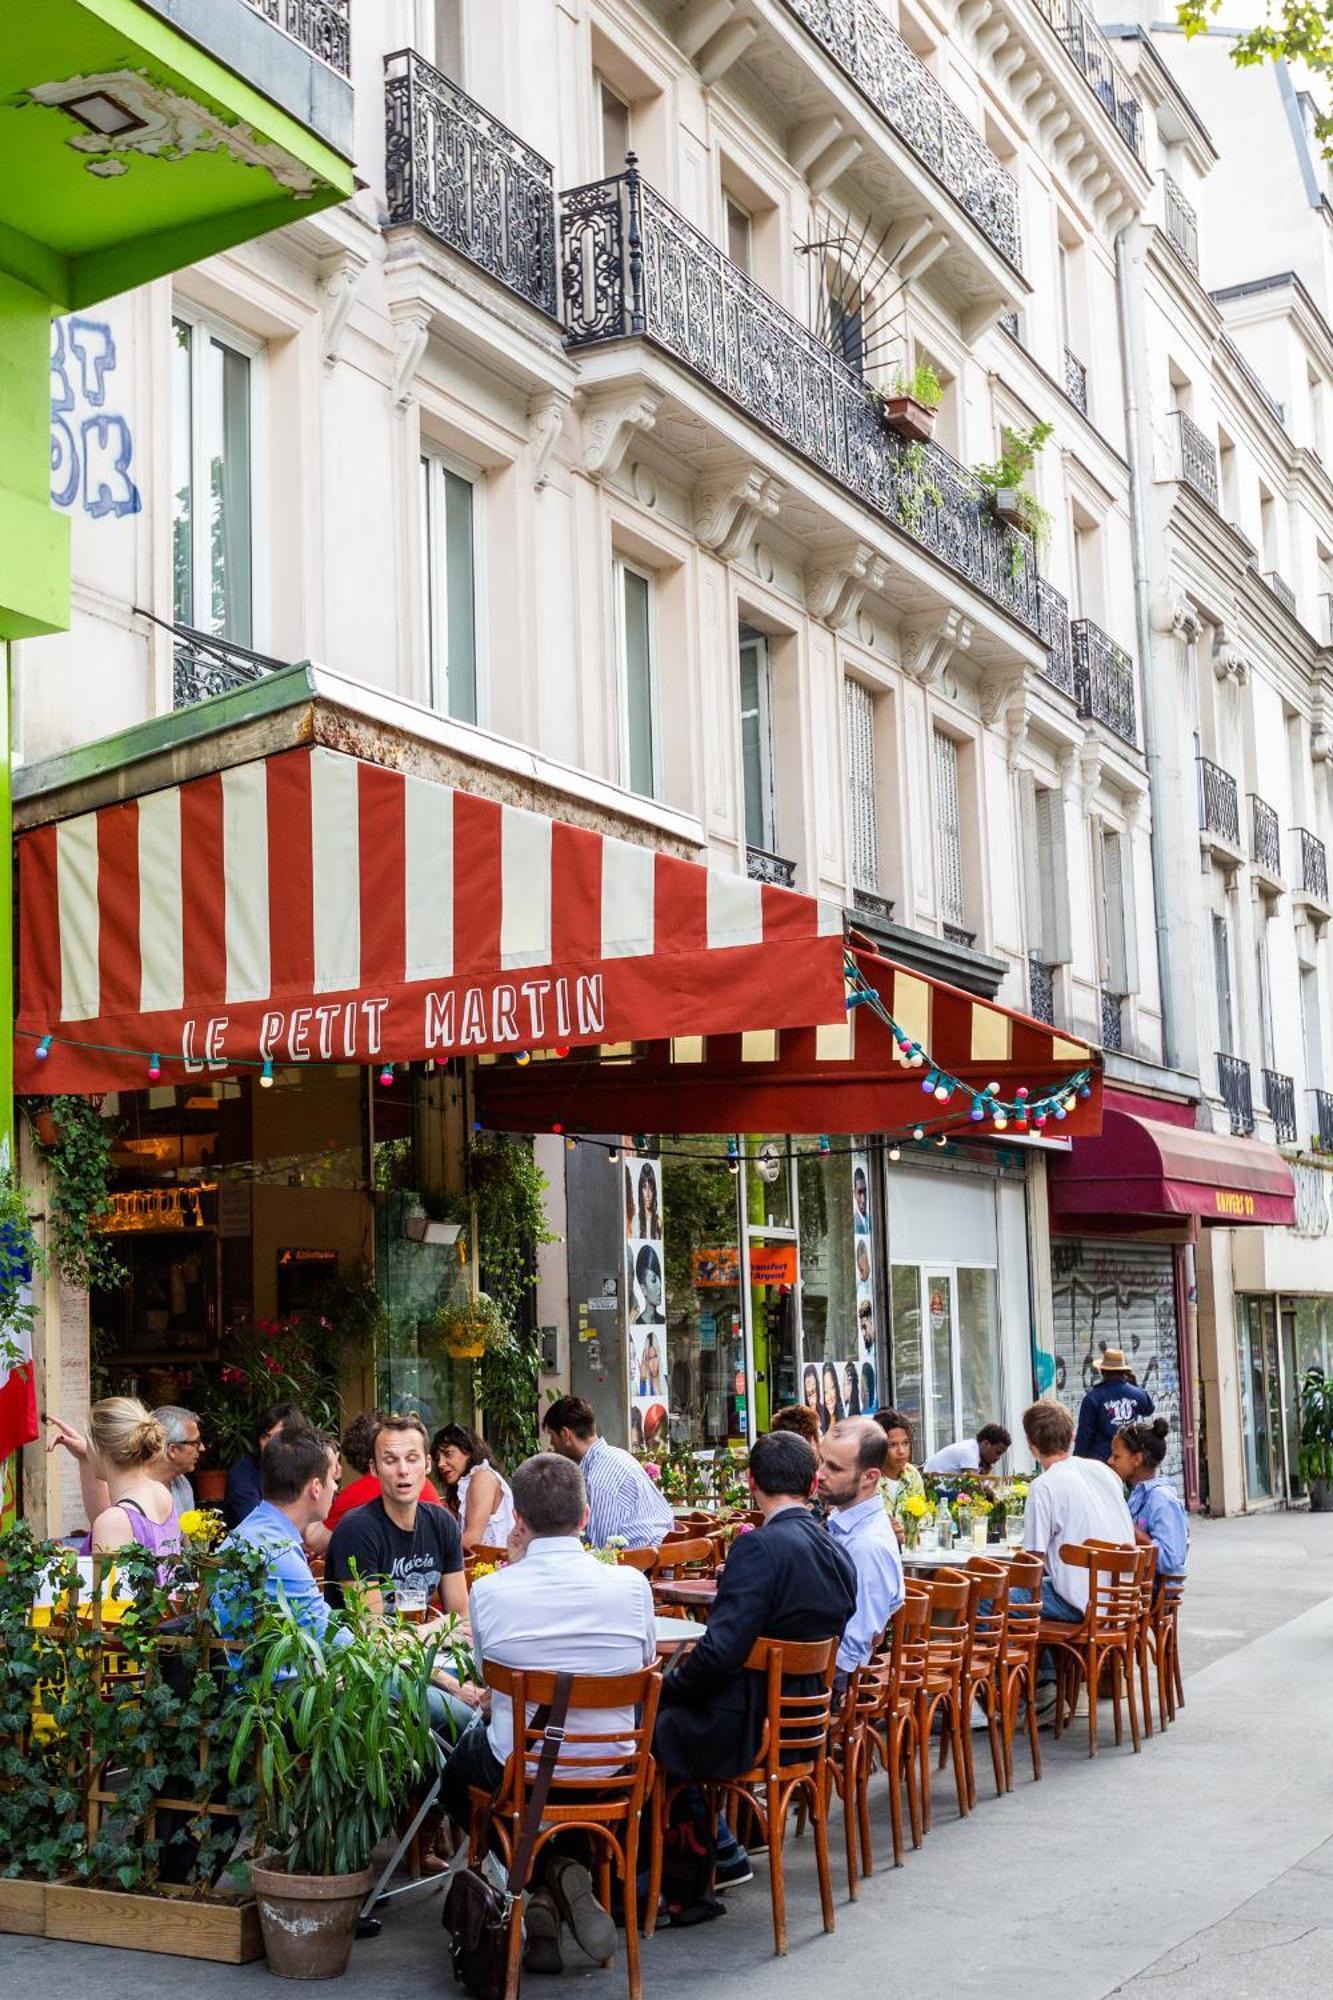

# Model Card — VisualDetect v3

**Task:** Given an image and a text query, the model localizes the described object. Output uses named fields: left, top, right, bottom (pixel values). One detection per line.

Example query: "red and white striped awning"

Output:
left=16, top=745, right=851, bottom=1093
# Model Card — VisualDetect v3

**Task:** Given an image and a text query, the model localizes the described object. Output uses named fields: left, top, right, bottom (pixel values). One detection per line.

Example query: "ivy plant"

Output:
left=30, top=1096, right=126, bottom=1294
left=467, top=1136, right=559, bottom=1465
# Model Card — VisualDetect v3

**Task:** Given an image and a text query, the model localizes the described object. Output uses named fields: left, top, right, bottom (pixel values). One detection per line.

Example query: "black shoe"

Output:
left=524, top=1888, right=564, bottom=1974
left=546, top=1855, right=617, bottom=1963
left=714, top=1851, right=753, bottom=1890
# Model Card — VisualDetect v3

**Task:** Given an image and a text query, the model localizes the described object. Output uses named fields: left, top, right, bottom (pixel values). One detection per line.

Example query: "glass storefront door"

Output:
left=889, top=1261, right=1001, bottom=1462
left=661, top=1138, right=748, bottom=1449
left=1236, top=1295, right=1283, bottom=1502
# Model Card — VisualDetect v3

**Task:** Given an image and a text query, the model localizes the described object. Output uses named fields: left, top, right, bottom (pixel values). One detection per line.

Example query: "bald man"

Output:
left=817, top=1416, right=905, bottom=1683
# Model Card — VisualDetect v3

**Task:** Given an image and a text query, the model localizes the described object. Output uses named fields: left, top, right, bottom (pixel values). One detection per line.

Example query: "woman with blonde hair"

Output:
left=48, top=1397, right=182, bottom=1557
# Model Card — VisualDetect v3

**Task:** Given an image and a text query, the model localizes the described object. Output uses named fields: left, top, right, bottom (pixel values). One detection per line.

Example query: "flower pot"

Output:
left=194, top=1468, right=228, bottom=1505
left=1310, top=1478, right=1333, bottom=1514
left=881, top=394, right=937, bottom=443
left=992, top=487, right=1022, bottom=521
left=444, top=1335, right=486, bottom=1360
left=249, top=1861, right=373, bottom=1980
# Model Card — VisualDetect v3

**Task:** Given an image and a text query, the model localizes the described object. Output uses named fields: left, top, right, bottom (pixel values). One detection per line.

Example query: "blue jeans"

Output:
left=1010, top=1576, right=1081, bottom=1685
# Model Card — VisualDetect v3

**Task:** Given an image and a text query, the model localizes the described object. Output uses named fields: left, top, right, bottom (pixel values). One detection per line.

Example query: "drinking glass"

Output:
left=1004, top=1514, right=1024, bottom=1549
left=396, top=1583, right=429, bottom=1625
left=971, top=1514, right=990, bottom=1552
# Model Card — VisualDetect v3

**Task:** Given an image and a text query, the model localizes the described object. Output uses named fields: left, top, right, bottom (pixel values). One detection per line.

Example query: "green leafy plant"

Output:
left=1178, top=0, right=1333, bottom=155
left=30, top=1095, right=126, bottom=1294
left=431, top=1289, right=510, bottom=1357
left=974, top=420, right=1054, bottom=556
left=1298, top=1367, right=1333, bottom=1488
left=0, top=1174, right=42, bottom=1378
left=466, top=1135, right=558, bottom=1465
left=229, top=1606, right=443, bottom=1878
left=895, top=440, right=944, bottom=534
left=883, top=361, right=943, bottom=408
left=196, top=1307, right=347, bottom=1469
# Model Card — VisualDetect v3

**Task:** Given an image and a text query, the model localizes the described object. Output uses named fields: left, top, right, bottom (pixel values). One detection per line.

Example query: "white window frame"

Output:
left=420, top=444, right=487, bottom=725
left=614, top=556, right=661, bottom=800
left=932, top=726, right=966, bottom=930
left=739, top=627, right=777, bottom=854
left=171, top=300, right=267, bottom=651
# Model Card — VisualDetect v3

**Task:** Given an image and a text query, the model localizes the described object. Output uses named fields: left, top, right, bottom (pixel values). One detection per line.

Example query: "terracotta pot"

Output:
left=194, top=1468, right=228, bottom=1505
left=248, top=1861, right=373, bottom=1981
left=881, top=394, right=937, bottom=443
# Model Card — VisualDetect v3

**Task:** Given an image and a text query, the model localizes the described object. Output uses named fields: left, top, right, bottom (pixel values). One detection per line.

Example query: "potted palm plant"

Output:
left=874, top=360, right=943, bottom=443
left=231, top=1610, right=444, bottom=1978
left=1298, top=1367, right=1333, bottom=1512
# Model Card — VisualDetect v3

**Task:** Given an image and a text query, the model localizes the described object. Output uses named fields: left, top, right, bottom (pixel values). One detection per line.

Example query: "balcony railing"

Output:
left=1036, top=577, right=1075, bottom=696
left=1063, top=345, right=1089, bottom=416
left=998, top=308, right=1021, bottom=341
left=1174, top=410, right=1218, bottom=509
left=746, top=845, right=797, bottom=887
left=560, top=168, right=1042, bottom=633
left=779, top=0, right=1021, bottom=267
left=1027, top=953, right=1055, bottom=1025
left=1251, top=795, right=1281, bottom=877
left=1264, top=1069, right=1297, bottom=1145
left=1100, top=990, right=1124, bottom=1052
left=243, top=0, right=349, bottom=72
left=943, top=921, right=978, bottom=947
left=384, top=51, right=559, bottom=319
left=173, top=627, right=288, bottom=709
left=1264, top=570, right=1296, bottom=614
left=1197, top=754, right=1240, bottom=847
left=853, top=886, right=894, bottom=924
left=1072, top=618, right=1137, bottom=747
left=1217, top=1052, right=1254, bottom=1136
left=1032, top=0, right=1144, bottom=157
left=1220, top=333, right=1285, bottom=426
left=1296, top=827, right=1330, bottom=903
left=1161, top=172, right=1199, bottom=274
left=1312, top=1088, right=1333, bottom=1151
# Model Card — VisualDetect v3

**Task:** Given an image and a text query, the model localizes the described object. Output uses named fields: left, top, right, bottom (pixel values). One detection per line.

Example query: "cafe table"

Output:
left=651, top=1576, right=719, bottom=1613
left=654, top=1614, right=704, bottom=1658
left=901, top=1544, right=1017, bottom=1571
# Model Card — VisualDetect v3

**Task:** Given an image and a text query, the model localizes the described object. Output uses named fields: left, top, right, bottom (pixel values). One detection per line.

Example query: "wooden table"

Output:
left=651, top=1576, right=719, bottom=1612
left=902, top=1545, right=1018, bottom=1570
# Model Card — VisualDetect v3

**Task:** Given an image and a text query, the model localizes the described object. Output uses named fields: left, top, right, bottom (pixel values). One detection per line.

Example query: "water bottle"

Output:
left=935, top=1495, right=953, bottom=1551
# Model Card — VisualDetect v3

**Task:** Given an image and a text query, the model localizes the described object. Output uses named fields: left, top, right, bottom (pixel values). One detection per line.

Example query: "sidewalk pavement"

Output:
left=12, top=1510, right=1333, bottom=1999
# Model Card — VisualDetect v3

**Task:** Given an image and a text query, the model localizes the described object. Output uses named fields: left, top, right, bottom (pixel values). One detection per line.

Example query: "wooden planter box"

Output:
left=0, top=1878, right=263, bottom=1963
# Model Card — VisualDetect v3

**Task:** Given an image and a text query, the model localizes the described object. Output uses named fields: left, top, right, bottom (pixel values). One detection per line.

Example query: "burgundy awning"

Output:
left=1048, top=1107, right=1294, bottom=1228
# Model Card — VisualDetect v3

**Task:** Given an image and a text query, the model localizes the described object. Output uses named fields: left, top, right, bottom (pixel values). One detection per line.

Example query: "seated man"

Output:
left=304, top=1407, right=445, bottom=1558
left=924, top=1422, right=1011, bottom=1476
left=223, top=1400, right=304, bottom=1529
left=654, top=1431, right=857, bottom=1783
left=219, top=1426, right=343, bottom=1645
left=541, top=1395, right=674, bottom=1549
left=441, top=1452, right=657, bottom=1970
left=1021, top=1397, right=1135, bottom=1719
left=817, top=1417, right=905, bottom=1684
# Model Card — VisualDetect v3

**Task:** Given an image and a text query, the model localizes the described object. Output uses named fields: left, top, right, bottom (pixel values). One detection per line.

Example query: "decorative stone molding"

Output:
left=1150, top=594, right=1203, bottom=643
left=900, top=609, right=973, bottom=688
left=318, top=248, right=367, bottom=369
left=979, top=670, right=1032, bottom=765
left=390, top=311, right=431, bottom=408
left=528, top=389, right=570, bottom=491
left=694, top=466, right=783, bottom=561
left=1078, top=739, right=1105, bottom=810
left=581, top=387, right=662, bottom=481
left=1212, top=627, right=1249, bottom=685
left=804, top=540, right=887, bottom=630
left=1312, top=668, right=1333, bottom=762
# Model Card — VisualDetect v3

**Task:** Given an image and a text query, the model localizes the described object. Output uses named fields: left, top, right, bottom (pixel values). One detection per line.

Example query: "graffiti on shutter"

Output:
left=1049, top=1238, right=1183, bottom=1488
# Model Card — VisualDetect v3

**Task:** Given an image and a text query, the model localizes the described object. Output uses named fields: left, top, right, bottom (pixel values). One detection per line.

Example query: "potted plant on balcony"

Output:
left=234, top=1610, right=444, bottom=1979
left=873, top=361, right=943, bottom=442
left=974, top=419, right=1054, bottom=547
left=1298, top=1366, right=1333, bottom=1512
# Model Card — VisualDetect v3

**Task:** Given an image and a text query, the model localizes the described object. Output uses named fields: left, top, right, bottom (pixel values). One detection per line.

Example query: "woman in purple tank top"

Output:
left=48, top=1397, right=182, bottom=1560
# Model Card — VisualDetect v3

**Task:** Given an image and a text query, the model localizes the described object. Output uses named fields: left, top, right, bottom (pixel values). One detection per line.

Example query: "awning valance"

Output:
left=1048, top=1106, right=1295, bottom=1228
left=15, top=743, right=1102, bottom=1138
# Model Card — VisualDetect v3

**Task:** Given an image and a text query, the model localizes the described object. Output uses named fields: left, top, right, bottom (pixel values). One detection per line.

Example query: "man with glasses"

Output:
left=155, top=1404, right=205, bottom=1514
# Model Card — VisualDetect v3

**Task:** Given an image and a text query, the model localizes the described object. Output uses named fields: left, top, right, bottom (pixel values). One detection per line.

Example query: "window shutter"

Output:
left=1256, top=932, right=1276, bottom=1071
left=1212, top=912, right=1234, bottom=1054
left=932, top=729, right=965, bottom=928
left=1100, top=827, right=1129, bottom=994
left=844, top=679, right=879, bottom=891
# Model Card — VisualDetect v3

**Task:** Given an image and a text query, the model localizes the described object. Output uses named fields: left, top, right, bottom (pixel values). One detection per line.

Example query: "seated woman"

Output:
left=873, top=1407, right=926, bottom=1545
left=1110, top=1417, right=1189, bottom=1577
left=431, top=1422, right=516, bottom=1553
left=47, top=1397, right=181, bottom=1559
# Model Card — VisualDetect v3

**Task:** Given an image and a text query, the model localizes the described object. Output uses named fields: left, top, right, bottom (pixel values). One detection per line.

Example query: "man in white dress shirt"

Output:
left=923, top=1422, right=1011, bottom=1476
left=441, top=1451, right=656, bottom=1971
left=818, top=1417, right=905, bottom=1685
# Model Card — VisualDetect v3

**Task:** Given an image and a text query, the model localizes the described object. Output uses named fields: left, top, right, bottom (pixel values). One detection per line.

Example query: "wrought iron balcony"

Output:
left=243, top=0, right=349, bottom=72
left=747, top=845, right=797, bottom=887
left=1197, top=754, right=1240, bottom=847
left=1174, top=410, right=1218, bottom=508
left=1072, top=618, right=1137, bottom=747
left=1296, top=827, right=1330, bottom=904
left=384, top=51, right=558, bottom=319
left=998, top=309, right=1021, bottom=341
left=173, top=627, right=288, bottom=709
left=943, top=921, right=977, bottom=947
left=1100, top=990, right=1124, bottom=1052
left=1216, top=1052, right=1254, bottom=1137
left=1063, top=346, right=1089, bottom=416
left=778, top=0, right=1021, bottom=267
left=1264, top=570, right=1296, bottom=614
left=1263, top=1069, right=1297, bottom=1146
left=560, top=168, right=1042, bottom=634
left=1161, top=172, right=1199, bottom=275
left=1032, top=0, right=1144, bottom=158
left=853, top=887, right=895, bottom=924
left=1027, top=953, right=1055, bottom=1025
left=1251, top=795, right=1281, bottom=877
left=1036, top=577, right=1075, bottom=696
left=1312, top=1088, right=1333, bottom=1152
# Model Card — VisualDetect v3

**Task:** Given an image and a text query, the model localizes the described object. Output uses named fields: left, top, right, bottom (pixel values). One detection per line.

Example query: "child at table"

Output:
left=1109, top=1418, right=1188, bottom=1577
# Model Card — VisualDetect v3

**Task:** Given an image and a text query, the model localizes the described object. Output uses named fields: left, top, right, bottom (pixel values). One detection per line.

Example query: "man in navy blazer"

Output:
left=654, top=1430, right=857, bottom=1781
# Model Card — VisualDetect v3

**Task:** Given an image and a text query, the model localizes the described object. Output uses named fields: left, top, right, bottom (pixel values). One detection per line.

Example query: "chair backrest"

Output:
left=651, top=1535, right=715, bottom=1578
left=923, top=1570, right=972, bottom=1676
left=468, top=1543, right=510, bottom=1568
left=887, top=1590, right=931, bottom=1707
left=743, top=1635, right=838, bottom=1777
left=962, top=1557, right=1008, bottom=1673
left=482, top=1661, right=662, bottom=1818
left=1058, top=1542, right=1140, bottom=1638
left=615, top=1545, right=659, bottom=1572
left=1005, top=1550, right=1043, bottom=1649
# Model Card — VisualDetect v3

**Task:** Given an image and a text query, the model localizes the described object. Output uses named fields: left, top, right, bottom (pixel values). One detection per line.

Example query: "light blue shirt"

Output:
left=827, top=1493, right=905, bottom=1673
left=220, top=1500, right=338, bottom=1644
left=581, top=1436, right=674, bottom=1549
left=1128, top=1478, right=1189, bottom=1576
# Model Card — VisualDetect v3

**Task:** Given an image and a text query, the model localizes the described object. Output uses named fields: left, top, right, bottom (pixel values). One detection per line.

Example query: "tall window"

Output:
left=844, top=678, right=879, bottom=892
left=598, top=77, right=630, bottom=173
left=1098, top=825, right=1130, bottom=996
left=932, top=728, right=965, bottom=930
left=1030, top=785, right=1068, bottom=962
left=616, top=559, right=657, bottom=798
left=431, top=0, right=462, bottom=73
left=420, top=453, right=480, bottom=723
left=828, top=292, right=865, bottom=378
left=172, top=314, right=255, bottom=644
left=739, top=627, right=776, bottom=852
left=1302, top=967, right=1324, bottom=1089
left=1256, top=930, right=1276, bottom=1071
left=725, top=195, right=753, bottom=274
left=1212, top=911, right=1234, bottom=1054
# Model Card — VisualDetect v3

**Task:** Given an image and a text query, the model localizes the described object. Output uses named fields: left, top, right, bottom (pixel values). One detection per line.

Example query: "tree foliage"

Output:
left=1178, top=0, right=1333, bottom=153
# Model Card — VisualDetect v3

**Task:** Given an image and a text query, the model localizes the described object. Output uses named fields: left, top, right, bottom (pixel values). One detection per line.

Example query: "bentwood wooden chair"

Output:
left=869, top=1592, right=929, bottom=1867
left=657, top=1635, right=839, bottom=1956
left=649, top=1536, right=717, bottom=1621
left=1000, top=1551, right=1044, bottom=1787
left=825, top=1633, right=892, bottom=1898
left=1149, top=1570, right=1187, bottom=1726
left=959, top=1558, right=1009, bottom=1807
left=468, top=1663, right=662, bottom=2000
left=917, top=1570, right=972, bottom=1829
left=615, top=1546, right=660, bottom=1573
left=1040, top=1544, right=1143, bottom=1758
left=1087, top=1539, right=1158, bottom=1740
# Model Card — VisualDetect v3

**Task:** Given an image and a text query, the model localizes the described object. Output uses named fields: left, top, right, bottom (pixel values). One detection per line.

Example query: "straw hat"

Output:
left=1092, top=1347, right=1131, bottom=1374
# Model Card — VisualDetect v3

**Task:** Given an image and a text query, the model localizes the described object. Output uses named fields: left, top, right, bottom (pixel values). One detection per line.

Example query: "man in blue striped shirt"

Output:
left=542, top=1395, right=674, bottom=1548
